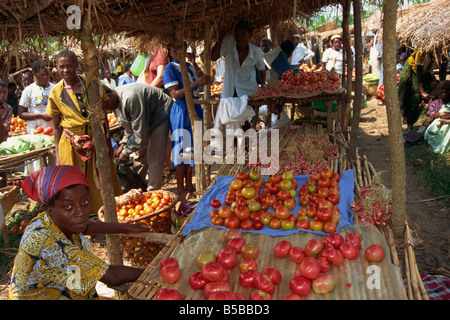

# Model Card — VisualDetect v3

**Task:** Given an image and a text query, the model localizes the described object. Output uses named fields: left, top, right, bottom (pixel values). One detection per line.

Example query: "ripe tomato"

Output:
left=310, top=220, right=323, bottom=232
left=210, top=199, right=221, bottom=208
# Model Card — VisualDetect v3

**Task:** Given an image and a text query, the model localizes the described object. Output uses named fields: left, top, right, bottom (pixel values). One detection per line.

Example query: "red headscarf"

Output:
left=21, top=165, right=89, bottom=204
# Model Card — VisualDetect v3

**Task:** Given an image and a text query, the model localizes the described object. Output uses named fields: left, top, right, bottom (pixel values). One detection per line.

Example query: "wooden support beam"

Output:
left=79, top=14, right=122, bottom=266
left=348, top=0, right=363, bottom=161
left=383, top=0, right=406, bottom=237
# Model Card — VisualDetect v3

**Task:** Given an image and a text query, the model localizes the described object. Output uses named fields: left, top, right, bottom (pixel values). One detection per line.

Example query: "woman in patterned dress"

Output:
left=9, top=165, right=151, bottom=300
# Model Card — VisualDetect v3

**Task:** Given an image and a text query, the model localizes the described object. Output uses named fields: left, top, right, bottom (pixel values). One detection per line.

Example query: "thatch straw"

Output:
left=0, top=0, right=344, bottom=45
left=395, top=0, right=450, bottom=58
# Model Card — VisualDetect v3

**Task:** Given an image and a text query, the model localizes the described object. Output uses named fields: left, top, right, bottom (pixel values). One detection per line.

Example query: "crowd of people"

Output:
left=1, top=19, right=448, bottom=299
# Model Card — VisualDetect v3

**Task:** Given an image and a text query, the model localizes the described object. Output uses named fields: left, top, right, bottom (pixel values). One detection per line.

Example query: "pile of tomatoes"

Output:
left=116, top=191, right=172, bottom=223
left=9, top=116, right=27, bottom=133
left=209, top=169, right=342, bottom=234
left=254, top=69, right=340, bottom=98
left=33, top=126, right=53, bottom=136
left=155, top=229, right=386, bottom=300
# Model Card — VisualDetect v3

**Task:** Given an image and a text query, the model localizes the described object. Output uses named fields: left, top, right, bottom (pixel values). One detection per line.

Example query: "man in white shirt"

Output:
left=290, top=34, right=315, bottom=67
left=211, top=20, right=266, bottom=99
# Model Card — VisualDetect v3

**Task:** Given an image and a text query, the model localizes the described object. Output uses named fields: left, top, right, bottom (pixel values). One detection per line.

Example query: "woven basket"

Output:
left=0, top=186, right=19, bottom=214
left=98, top=189, right=179, bottom=234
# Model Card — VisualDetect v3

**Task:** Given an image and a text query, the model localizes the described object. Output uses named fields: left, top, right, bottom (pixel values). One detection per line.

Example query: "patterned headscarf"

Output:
left=21, top=165, right=89, bottom=204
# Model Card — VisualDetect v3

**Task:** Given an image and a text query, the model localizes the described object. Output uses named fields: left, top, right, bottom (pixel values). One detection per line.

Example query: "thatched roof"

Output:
left=1, top=0, right=343, bottom=46
left=396, top=0, right=450, bottom=58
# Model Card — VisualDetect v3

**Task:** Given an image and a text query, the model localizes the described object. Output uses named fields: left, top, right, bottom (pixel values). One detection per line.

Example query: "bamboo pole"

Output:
left=348, top=0, right=363, bottom=161
left=342, top=0, right=353, bottom=133
left=176, top=40, right=204, bottom=194
left=203, top=23, right=212, bottom=187
left=383, top=0, right=407, bottom=237
left=79, top=13, right=122, bottom=267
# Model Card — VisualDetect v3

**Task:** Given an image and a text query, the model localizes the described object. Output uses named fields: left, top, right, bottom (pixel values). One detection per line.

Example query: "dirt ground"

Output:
left=357, top=98, right=449, bottom=275
left=1, top=97, right=448, bottom=300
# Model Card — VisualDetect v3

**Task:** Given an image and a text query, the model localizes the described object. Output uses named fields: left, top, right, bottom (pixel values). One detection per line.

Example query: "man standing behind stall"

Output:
left=102, top=83, right=172, bottom=191
left=211, top=20, right=266, bottom=99
left=117, top=64, right=136, bottom=86
left=290, top=34, right=315, bottom=67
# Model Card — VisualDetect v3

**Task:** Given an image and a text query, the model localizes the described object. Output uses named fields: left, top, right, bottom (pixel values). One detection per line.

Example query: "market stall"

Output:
left=123, top=125, right=425, bottom=300
left=0, top=0, right=425, bottom=301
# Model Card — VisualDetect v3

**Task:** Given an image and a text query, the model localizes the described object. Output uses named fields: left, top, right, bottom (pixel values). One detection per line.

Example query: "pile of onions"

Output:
left=351, top=187, right=392, bottom=227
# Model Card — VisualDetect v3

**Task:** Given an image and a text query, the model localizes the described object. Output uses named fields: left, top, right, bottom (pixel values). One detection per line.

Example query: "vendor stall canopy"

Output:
left=0, top=0, right=346, bottom=46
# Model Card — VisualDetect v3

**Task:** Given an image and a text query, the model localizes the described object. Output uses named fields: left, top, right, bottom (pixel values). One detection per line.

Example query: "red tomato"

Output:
left=224, top=228, right=243, bottom=241
left=249, top=289, right=272, bottom=300
left=275, top=205, right=290, bottom=220
left=210, top=199, right=221, bottom=208
left=239, top=269, right=258, bottom=288
left=254, top=273, right=275, bottom=295
left=196, top=251, right=216, bottom=269
left=189, top=272, right=209, bottom=290
left=160, top=257, right=179, bottom=269
left=161, top=266, right=181, bottom=284
left=218, top=206, right=232, bottom=218
left=296, top=218, right=310, bottom=230
left=289, top=276, right=311, bottom=297
left=239, top=258, right=258, bottom=273
left=216, top=250, right=237, bottom=270
left=312, top=273, right=336, bottom=294
left=156, top=288, right=184, bottom=300
left=365, top=244, right=385, bottom=262
left=201, top=262, right=226, bottom=282
left=224, top=215, right=240, bottom=229
left=239, top=218, right=253, bottom=230
left=305, top=239, right=323, bottom=258
left=234, top=206, right=250, bottom=220
left=261, top=268, right=282, bottom=285
left=228, top=238, right=245, bottom=253
left=203, top=282, right=232, bottom=300
left=339, top=242, right=360, bottom=260
left=298, top=257, right=321, bottom=280
left=241, top=244, right=259, bottom=260
left=309, top=220, right=323, bottom=232
left=273, top=240, right=292, bottom=258
left=289, top=247, right=306, bottom=263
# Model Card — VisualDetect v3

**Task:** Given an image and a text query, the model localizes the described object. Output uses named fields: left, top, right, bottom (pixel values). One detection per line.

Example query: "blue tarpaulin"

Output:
left=183, top=170, right=355, bottom=237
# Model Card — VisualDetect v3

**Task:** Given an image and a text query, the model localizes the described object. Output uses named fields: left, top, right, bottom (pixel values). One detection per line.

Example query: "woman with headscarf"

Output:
left=9, top=165, right=151, bottom=300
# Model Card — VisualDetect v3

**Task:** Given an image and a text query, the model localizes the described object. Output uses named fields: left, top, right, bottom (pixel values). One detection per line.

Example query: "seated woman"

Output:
left=424, top=80, right=450, bottom=154
left=9, top=165, right=151, bottom=300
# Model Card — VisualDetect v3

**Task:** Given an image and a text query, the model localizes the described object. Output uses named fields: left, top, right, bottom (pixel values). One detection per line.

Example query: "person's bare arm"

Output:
left=52, top=115, right=62, bottom=165
left=100, top=265, right=144, bottom=287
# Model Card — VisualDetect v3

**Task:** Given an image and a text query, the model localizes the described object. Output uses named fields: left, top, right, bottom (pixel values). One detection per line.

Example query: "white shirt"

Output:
left=101, top=77, right=117, bottom=89
left=219, top=36, right=265, bottom=98
left=19, top=82, right=55, bottom=134
left=322, top=48, right=344, bottom=74
left=291, top=43, right=315, bottom=66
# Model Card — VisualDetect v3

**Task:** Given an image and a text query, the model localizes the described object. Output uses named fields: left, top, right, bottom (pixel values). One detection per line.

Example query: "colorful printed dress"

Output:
left=162, top=60, right=203, bottom=167
left=9, top=212, right=109, bottom=300
left=46, top=76, right=122, bottom=212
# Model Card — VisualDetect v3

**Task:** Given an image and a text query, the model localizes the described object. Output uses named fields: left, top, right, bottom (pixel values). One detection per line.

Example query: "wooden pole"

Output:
left=203, top=23, right=213, bottom=187
left=383, top=0, right=406, bottom=237
left=177, top=41, right=204, bottom=193
left=79, top=14, right=122, bottom=266
left=342, top=0, right=353, bottom=133
left=348, top=0, right=363, bottom=161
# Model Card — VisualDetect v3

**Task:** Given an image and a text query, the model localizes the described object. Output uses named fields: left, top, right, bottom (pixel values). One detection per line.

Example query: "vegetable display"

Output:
left=0, top=134, right=54, bottom=156
left=155, top=229, right=387, bottom=300
left=209, top=169, right=343, bottom=234
left=253, top=68, right=340, bottom=98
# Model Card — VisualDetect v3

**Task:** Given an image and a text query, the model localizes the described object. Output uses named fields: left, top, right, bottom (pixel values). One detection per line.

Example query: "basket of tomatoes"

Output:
left=98, top=188, right=179, bottom=267
left=99, top=188, right=179, bottom=234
